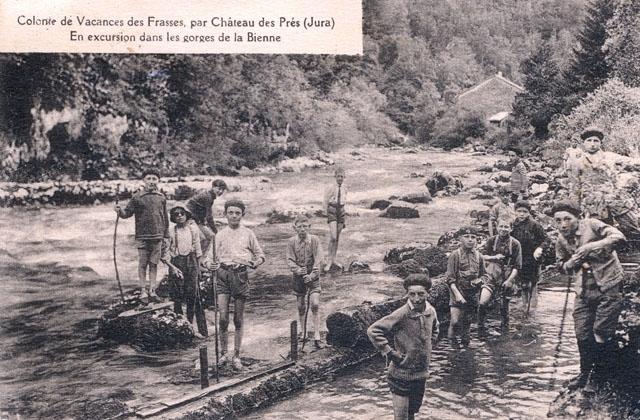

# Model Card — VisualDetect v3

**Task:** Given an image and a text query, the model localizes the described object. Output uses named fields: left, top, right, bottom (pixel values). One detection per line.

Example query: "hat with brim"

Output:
left=169, top=203, right=192, bottom=223
left=580, top=127, right=604, bottom=141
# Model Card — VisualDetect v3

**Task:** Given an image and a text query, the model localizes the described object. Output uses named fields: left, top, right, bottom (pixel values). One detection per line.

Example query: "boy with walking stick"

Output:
left=114, top=169, right=169, bottom=303
left=553, top=199, right=625, bottom=392
left=286, top=215, right=324, bottom=349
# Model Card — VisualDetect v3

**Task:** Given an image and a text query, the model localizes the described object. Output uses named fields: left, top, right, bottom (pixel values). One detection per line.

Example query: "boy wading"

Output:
left=446, top=226, right=490, bottom=347
left=368, top=274, right=439, bottom=420
left=553, top=199, right=625, bottom=392
left=209, top=199, right=265, bottom=371
left=479, top=218, right=522, bottom=335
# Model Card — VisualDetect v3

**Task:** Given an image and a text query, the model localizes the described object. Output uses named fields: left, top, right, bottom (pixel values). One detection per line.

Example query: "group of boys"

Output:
left=367, top=127, right=630, bottom=419
left=115, top=127, right=630, bottom=419
left=115, top=167, right=348, bottom=371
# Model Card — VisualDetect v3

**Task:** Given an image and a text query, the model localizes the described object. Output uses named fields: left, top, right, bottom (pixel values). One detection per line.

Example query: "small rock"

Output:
left=398, top=192, right=432, bottom=204
left=370, top=199, right=392, bottom=210
left=381, top=206, right=419, bottom=219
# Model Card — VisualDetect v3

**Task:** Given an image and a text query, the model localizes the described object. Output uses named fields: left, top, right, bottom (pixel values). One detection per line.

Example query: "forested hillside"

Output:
left=0, top=0, right=588, bottom=181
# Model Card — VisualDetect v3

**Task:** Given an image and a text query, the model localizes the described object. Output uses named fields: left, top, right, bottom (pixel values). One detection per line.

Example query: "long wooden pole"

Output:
left=113, top=184, right=125, bottom=304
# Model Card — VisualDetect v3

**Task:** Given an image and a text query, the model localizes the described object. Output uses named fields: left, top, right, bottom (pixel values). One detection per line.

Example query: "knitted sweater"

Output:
left=367, top=301, right=439, bottom=380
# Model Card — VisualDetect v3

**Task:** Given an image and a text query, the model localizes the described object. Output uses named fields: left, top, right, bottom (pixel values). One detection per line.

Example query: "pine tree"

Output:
left=562, top=0, right=614, bottom=110
left=512, top=42, right=564, bottom=139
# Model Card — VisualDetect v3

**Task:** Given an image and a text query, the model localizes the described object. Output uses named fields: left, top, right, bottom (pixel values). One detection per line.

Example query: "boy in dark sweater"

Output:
left=368, top=274, right=439, bottom=420
left=115, top=169, right=169, bottom=303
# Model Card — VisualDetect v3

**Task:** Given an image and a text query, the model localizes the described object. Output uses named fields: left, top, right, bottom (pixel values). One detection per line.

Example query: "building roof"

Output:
left=488, top=111, right=510, bottom=122
left=457, top=72, right=524, bottom=101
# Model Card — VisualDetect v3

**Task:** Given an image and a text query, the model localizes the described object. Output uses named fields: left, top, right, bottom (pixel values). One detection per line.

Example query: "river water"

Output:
left=0, top=147, right=578, bottom=419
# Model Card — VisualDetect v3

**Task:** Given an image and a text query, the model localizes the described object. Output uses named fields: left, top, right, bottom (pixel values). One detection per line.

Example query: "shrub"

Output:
left=431, top=110, right=487, bottom=150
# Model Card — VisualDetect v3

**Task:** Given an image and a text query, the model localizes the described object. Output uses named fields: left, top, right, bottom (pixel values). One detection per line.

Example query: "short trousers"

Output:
left=387, top=375, right=427, bottom=414
left=448, top=285, right=479, bottom=309
left=327, top=204, right=346, bottom=226
left=216, top=266, right=250, bottom=299
left=136, top=239, right=163, bottom=265
left=573, top=282, right=623, bottom=342
left=292, top=274, right=321, bottom=297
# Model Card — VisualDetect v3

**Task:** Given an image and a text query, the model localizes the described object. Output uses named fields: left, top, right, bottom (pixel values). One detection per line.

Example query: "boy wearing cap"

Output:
left=446, top=226, right=490, bottom=347
left=480, top=217, right=522, bottom=335
left=572, top=127, right=640, bottom=237
left=553, top=199, right=625, bottom=391
left=186, top=179, right=227, bottom=252
left=209, top=199, right=265, bottom=370
left=162, top=204, right=208, bottom=338
left=368, top=273, right=439, bottom=420
left=115, top=169, right=169, bottom=303
left=324, top=166, right=347, bottom=272
left=511, top=200, right=548, bottom=314
left=286, top=215, right=324, bottom=348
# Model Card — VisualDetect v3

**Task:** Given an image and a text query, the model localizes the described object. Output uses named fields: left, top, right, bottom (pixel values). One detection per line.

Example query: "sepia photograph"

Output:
left=1, top=0, right=640, bottom=419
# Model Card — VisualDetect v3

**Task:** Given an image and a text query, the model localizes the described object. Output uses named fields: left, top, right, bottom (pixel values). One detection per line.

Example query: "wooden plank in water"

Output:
left=118, top=302, right=173, bottom=318
left=135, top=360, right=295, bottom=418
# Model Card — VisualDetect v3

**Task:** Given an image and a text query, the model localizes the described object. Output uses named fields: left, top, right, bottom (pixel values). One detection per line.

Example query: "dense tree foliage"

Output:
left=0, top=0, right=587, bottom=181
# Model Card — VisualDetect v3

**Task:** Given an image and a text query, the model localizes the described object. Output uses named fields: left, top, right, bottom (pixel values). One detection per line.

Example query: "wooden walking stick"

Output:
left=548, top=271, right=573, bottom=391
left=113, top=184, right=125, bottom=304
left=300, top=289, right=312, bottom=351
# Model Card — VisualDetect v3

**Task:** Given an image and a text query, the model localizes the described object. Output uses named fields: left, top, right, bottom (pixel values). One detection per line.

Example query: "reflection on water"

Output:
left=1, top=147, right=573, bottom=419
left=250, top=291, right=578, bottom=420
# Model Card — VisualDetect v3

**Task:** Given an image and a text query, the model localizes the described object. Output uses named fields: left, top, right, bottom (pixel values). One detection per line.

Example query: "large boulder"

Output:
left=384, top=243, right=448, bottom=277
left=97, top=290, right=195, bottom=351
left=381, top=206, right=419, bottom=219
left=425, top=171, right=463, bottom=196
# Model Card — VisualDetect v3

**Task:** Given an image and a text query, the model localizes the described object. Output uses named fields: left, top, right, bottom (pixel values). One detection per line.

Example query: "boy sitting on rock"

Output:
left=368, top=273, right=439, bottom=420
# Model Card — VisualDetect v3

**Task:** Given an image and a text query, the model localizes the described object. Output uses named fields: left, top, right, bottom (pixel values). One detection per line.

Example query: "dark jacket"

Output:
left=119, top=189, right=169, bottom=240
left=511, top=218, right=547, bottom=273
left=367, top=301, right=439, bottom=380
left=186, top=189, right=217, bottom=231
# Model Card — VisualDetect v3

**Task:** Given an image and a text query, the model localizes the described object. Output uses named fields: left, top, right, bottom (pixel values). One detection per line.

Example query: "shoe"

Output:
left=218, top=353, right=229, bottom=366
left=148, top=293, right=162, bottom=304
left=232, top=356, right=243, bottom=370
left=140, top=289, right=150, bottom=305
left=313, top=339, right=325, bottom=349
left=565, top=372, right=591, bottom=391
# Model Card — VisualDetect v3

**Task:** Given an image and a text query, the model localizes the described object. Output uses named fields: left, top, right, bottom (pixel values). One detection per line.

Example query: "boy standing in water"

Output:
left=162, top=203, right=208, bottom=338
left=115, top=169, right=169, bottom=303
left=368, top=273, right=439, bottom=420
left=510, top=200, right=547, bottom=315
left=324, top=166, right=347, bottom=272
left=553, top=199, right=625, bottom=391
left=286, top=215, right=324, bottom=348
left=479, top=217, right=522, bottom=335
left=446, top=226, right=490, bottom=347
left=209, top=199, right=265, bottom=370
